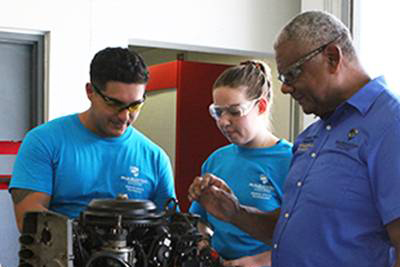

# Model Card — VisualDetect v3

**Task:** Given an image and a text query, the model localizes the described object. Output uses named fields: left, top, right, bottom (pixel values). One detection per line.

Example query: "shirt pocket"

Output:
left=305, top=133, right=370, bottom=209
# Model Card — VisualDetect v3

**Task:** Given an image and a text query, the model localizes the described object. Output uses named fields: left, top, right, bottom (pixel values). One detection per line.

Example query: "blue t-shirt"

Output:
left=190, top=140, right=292, bottom=260
left=10, top=114, right=176, bottom=218
left=272, top=76, right=400, bottom=267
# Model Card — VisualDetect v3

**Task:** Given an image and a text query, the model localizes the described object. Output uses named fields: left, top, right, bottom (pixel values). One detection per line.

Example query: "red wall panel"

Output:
left=147, top=61, right=178, bottom=91
left=175, top=61, right=230, bottom=211
left=147, top=61, right=231, bottom=211
left=0, top=141, right=22, bottom=190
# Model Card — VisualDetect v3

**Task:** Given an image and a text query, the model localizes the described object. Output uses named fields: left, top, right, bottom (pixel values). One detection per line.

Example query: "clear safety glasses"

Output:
left=209, top=99, right=260, bottom=120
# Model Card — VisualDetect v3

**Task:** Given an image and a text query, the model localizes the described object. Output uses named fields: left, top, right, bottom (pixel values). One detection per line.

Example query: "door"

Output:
left=0, top=31, right=46, bottom=267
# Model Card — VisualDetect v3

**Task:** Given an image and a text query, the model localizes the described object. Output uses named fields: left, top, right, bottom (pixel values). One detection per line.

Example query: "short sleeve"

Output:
left=10, top=130, right=54, bottom=195
left=151, top=149, right=177, bottom=212
left=369, top=123, right=400, bottom=225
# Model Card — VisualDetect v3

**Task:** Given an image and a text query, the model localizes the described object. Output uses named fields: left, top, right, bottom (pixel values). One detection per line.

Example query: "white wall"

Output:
left=354, top=0, right=400, bottom=93
left=0, top=1, right=92, bottom=119
left=298, top=0, right=352, bottom=132
left=90, top=0, right=300, bottom=55
left=1, top=0, right=300, bottom=120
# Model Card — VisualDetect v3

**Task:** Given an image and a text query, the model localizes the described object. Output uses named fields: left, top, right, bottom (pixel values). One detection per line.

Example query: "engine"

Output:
left=17, top=196, right=223, bottom=267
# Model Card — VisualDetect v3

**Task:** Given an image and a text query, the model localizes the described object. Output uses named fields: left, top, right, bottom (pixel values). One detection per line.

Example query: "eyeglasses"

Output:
left=92, top=84, right=146, bottom=113
left=278, top=35, right=342, bottom=85
left=209, top=99, right=260, bottom=120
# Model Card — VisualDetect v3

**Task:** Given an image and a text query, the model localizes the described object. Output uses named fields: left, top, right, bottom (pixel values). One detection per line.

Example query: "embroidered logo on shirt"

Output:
left=298, top=135, right=316, bottom=152
left=335, top=128, right=360, bottom=151
left=298, top=143, right=314, bottom=152
left=335, top=140, right=359, bottom=151
left=347, top=128, right=359, bottom=140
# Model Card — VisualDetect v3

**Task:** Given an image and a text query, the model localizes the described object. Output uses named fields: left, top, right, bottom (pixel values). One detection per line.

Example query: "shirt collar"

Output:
left=345, top=76, right=387, bottom=116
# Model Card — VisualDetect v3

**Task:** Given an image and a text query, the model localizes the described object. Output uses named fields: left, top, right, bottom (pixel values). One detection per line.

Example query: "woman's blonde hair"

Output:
left=213, top=60, right=273, bottom=128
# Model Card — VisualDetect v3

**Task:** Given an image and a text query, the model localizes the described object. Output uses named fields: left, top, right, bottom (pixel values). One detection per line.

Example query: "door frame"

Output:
left=0, top=30, right=48, bottom=127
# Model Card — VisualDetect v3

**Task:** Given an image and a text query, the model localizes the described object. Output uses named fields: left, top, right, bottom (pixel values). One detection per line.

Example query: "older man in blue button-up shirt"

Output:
left=188, top=10, right=400, bottom=267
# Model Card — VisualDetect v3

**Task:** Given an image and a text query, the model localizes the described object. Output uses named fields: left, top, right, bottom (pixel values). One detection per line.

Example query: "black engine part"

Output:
left=18, top=195, right=223, bottom=267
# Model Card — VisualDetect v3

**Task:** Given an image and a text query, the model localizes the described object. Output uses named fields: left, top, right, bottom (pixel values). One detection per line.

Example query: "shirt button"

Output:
left=297, top=181, right=302, bottom=187
left=310, top=152, right=317, bottom=158
left=326, top=125, right=332, bottom=130
left=273, top=243, right=278, bottom=249
left=284, top=212, right=290, bottom=218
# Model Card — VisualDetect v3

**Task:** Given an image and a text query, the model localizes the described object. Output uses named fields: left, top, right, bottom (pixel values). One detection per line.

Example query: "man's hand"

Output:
left=223, top=251, right=272, bottom=267
left=188, top=173, right=239, bottom=223
left=188, top=173, right=232, bottom=202
left=198, top=184, right=241, bottom=224
left=386, top=218, right=400, bottom=267
left=188, top=173, right=279, bottom=244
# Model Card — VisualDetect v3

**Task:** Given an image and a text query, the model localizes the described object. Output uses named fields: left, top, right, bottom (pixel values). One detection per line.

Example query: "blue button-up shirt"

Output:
left=272, top=76, right=400, bottom=267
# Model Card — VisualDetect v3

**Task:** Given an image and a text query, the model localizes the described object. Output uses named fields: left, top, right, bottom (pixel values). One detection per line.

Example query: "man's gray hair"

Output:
left=274, top=10, right=355, bottom=58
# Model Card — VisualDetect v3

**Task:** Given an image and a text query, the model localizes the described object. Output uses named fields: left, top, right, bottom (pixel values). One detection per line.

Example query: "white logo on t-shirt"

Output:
left=249, top=174, right=274, bottom=200
left=260, top=175, right=268, bottom=184
left=130, top=166, right=139, bottom=177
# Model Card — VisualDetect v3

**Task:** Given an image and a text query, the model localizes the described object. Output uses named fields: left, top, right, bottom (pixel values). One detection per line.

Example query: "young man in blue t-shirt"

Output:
left=10, top=47, right=177, bottom=231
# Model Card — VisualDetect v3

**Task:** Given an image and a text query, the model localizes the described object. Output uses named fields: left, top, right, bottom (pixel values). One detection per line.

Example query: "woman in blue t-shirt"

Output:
left=189, top=60, right=292, bottom=267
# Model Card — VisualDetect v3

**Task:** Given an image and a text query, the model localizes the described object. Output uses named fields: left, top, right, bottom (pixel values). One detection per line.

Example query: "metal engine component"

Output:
left=18, top=196, right=223, bottom=267
left=18, top=210, right=74, bottom=267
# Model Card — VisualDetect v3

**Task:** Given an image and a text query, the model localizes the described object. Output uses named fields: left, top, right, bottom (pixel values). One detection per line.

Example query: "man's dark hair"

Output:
left=90, top=47, right=149, bottom=90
